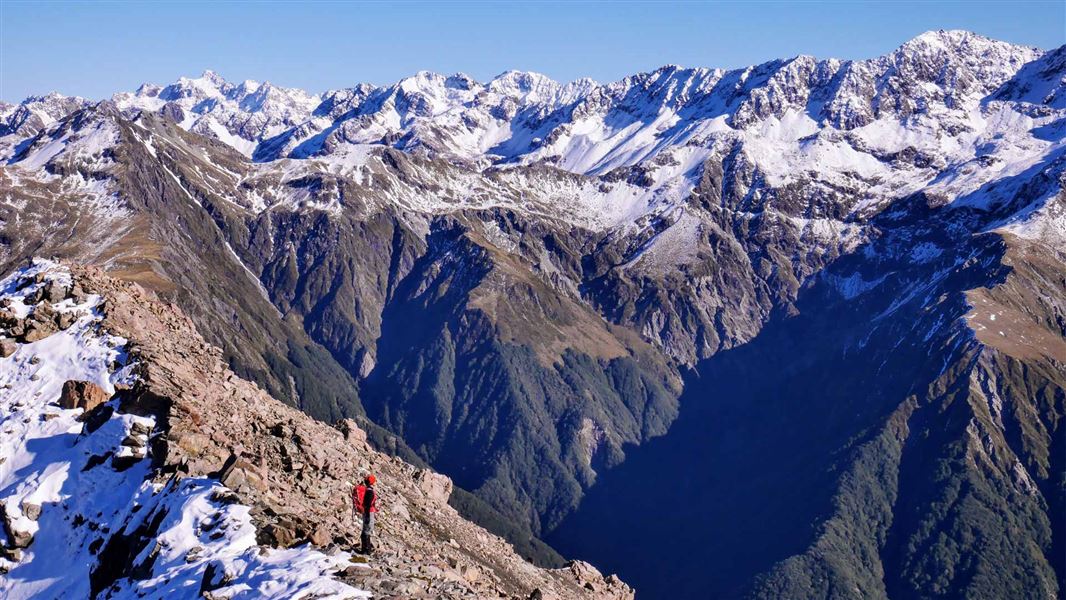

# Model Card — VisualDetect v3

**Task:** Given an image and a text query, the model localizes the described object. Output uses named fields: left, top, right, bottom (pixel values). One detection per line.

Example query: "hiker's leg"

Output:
left=361, top=513, right=375, bottom=553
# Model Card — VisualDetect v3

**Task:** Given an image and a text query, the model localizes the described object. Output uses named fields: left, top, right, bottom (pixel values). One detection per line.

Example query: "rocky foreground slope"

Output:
left=0, top=259, right=631, bottom=599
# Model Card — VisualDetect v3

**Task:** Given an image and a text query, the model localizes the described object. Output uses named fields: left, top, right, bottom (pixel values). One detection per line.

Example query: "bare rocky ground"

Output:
left=6, top=261, right=632, bottom=599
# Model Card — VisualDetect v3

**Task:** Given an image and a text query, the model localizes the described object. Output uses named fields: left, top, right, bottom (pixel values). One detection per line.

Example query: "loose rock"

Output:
left=59, top=380, right=110, bottom=412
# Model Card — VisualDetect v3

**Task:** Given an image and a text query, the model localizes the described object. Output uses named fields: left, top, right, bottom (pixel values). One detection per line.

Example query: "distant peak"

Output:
left=899, top=29, right=1009, bottom=53
left=494, top=69, right=553, bottom=81
left=410, top=70, right=445, bottom=82
left=889, top=29, right=1042, bottom=69
left=21, top=91, right=79, bottom=105
left=174, top=69, right=229, bottom=92
left=134, top=82, right=161, bottom=95
left=445, top=73, right=477, bottom=91
left=489, top=70, right=558, bottom=92
left=200, top=69, right=227, bottom=84
left=654, top=64, right=685, bottom=73
left=397, top=70, right=448, bottom=93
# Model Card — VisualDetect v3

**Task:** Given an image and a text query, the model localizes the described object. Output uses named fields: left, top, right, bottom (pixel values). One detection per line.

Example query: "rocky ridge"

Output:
left=0, top=259, right=631, bottom=599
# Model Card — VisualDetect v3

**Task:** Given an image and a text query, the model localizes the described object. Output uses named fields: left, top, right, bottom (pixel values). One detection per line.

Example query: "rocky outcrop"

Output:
left=0, top=280, right=86, bottom=346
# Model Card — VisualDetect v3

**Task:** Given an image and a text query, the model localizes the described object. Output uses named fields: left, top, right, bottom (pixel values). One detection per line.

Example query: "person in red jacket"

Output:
left=353, top=474, right=378, bottom=554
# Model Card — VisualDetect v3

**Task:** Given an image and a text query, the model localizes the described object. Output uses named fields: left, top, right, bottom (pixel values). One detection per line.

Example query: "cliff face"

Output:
left=0, top=259, right=632, bottom=599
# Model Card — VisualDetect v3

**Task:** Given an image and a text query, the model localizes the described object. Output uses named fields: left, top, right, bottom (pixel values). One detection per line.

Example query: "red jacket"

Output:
left=353, top=484, right=378, bottom=513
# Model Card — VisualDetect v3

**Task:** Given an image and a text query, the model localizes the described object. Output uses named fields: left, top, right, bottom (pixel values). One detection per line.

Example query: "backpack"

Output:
left=353, top=484, right=378, bottom=513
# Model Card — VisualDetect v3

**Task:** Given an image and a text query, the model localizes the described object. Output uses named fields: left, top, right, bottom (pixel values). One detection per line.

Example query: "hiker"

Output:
left=353, top=474, right=378, bottom=554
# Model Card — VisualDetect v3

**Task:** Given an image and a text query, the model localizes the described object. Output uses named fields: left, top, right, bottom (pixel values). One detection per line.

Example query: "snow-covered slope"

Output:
left=113, top=71, right=320, bottom=157
left=0, top=259, right=364, bottom=599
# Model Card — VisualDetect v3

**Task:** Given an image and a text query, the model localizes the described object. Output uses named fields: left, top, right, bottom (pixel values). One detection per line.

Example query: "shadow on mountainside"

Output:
left=548, top=180, right=1065, bottom=598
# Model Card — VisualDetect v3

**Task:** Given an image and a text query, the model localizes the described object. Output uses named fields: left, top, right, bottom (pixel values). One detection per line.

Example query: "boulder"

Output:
left=121, top=434, right=147, bottom=448
left=70, top=284, right=88, bottom=304
left=30, top=301, right=55, bottom=321
left=0, top=338, right=16, bottom=358
left=217, top=453, right=267, bottom=493
left=414, top=469, right=453, bottom=503
left=130, top=420, right=153, bottom=435
left=2, top=512, right=33, bottom=548
left=257, top=523, right=297, bottom=548
left=6, top=319, right=25, bottom=338
left=568, top=560, right=605, bottom=591
left=22, top=319, right=57, bottom=343
left=173, top=432, right=211, bottom=457
left=56, top=311, right=76, bottom=330
left=42, top=281, right=68, bottom=304
left=461, top=564, right=480, bottom=583
left=308, top=523, right=331, bottom=547
left=338, top=419, right=367, bottom=445
left=21, top=501, right=41, bottom=521
left=59, top=380, right=110, bottom=412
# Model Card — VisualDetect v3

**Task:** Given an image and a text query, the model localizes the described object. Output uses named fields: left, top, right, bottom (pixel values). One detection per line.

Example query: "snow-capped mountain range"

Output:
left=105, top=30, right=1049, bottom=172
left=3, top=30, right=1062, bottom=232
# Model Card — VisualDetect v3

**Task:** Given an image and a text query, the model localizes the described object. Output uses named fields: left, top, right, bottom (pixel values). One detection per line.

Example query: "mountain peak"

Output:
left=200, top=69, right=228, bottom=86
left=895, top=28, right=1040, bottom=57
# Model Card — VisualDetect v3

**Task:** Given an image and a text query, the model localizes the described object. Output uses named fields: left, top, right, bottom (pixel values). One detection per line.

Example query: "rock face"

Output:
left=0, top=30, right=1064, bottom=598
left=58, top=380, right=110, bottom=412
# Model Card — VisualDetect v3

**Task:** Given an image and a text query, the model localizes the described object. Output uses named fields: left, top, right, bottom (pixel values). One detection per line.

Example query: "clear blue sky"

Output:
left=2, top=1, right=1063, bottom=101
